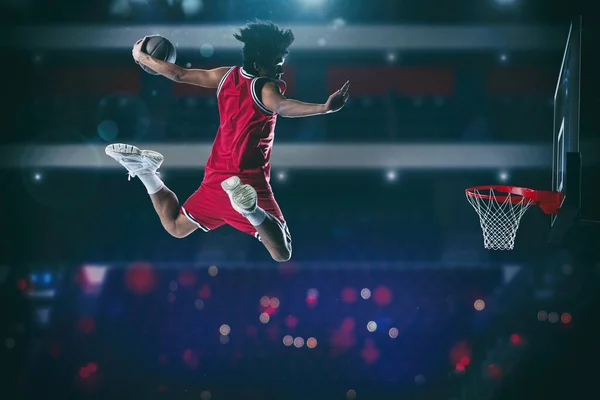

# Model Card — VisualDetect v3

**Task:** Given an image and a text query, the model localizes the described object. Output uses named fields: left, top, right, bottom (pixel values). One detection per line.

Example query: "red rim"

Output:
left=465, top=185, right=565, bottom=215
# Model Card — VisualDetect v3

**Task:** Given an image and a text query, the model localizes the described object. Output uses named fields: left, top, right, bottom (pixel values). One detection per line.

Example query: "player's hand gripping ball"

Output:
left=132, top=35, right=177, bottom=75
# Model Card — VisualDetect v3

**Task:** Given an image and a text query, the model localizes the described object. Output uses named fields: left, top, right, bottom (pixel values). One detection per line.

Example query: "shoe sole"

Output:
left=105, top=143, right=141, bottom=157
left=105, top=143, right=164, bottom=165
left=221, top=176, right=257, bottom=212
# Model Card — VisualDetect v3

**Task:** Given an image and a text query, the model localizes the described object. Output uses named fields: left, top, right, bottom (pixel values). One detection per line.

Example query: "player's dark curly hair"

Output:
left=233, top=20, right=295, bottom=75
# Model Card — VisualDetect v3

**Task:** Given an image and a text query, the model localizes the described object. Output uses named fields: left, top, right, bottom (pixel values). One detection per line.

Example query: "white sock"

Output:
left=244, top=206, right=267, bottom=226
left=138, top=172, right=164, bottom=195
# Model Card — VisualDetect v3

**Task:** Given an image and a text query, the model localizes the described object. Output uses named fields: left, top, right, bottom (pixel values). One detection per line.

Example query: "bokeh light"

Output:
left=561, top=312, right=572, bottom=324
left=346, top=389, right=357, bottom=400
left=270, top=297, right=280, bottom=308
left=341, top=287, right=358, bottom=303
left=510, top=333, right=523, bottom=345
left=306, top=337, right=317, bottom=348
left=367, top=321, right=377, bottom=332
left=200, top=43, right=214, bottom=58
left=177, top=270, right=197, bottom=287
left=449, top=340, right=472, bottom=366
left=474, top=299, right=485, bottom=311
left=388, top=327, right=399, bottom=338
left=341, top=317, right=355, bottom=332
left=373, top=285, right=392, bottom=306
left=200, top=390, right=211, bottom=400
left=259, top=313, right=270, bottom=324
left=537, top=310, right=548, bottom=321
left=360, top=338, right=380, bottom=364
left=260, top=296, right=270, bottom=307
left=283, top=335, right=293, bottom=346
left=167, top=292, right=176, bottom=303
left=360, top=288, right=371, bottom=299
left=219, top=324, right=231, bottom=335
left=293, top=337, right=304, bottom=348
left=285, top=315, right=298, bottom=328
left=306, top=288, right=318, bottom=307
left=198, top=284, right=211, bottom=299
left=548, top=312, right=559, bottom=323
left=124, top=262, right=156, bottom=294
left=488, top=363, right=502, bottom=380
left=208, top=265, right=218, bottom=276
left=97, top=120, right=119, bottom=141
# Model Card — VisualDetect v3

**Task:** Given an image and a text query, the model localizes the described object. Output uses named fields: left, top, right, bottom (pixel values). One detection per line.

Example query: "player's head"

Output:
left=234, top=20, right=295, bottom=79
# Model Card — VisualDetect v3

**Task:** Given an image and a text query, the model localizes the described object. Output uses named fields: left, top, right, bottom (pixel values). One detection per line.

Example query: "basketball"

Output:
left=139, top=35, right=177, bottom=75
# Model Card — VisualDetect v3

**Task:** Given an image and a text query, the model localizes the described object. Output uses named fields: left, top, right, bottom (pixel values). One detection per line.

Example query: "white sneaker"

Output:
left=221, top=176, right=257, bottom=215
left=105, top=143, right=164, bottom=181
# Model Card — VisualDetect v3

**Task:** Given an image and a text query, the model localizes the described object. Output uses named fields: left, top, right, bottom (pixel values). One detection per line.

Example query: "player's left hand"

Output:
left=132, top=36, right=148, bottom=63
left=325, top=80, right=350, bottom=113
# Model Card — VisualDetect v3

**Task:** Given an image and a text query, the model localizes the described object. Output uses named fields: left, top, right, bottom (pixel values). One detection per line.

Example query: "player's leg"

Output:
left=222, top=176, right=292, bottom=262
left=105, top=143, right=197, bottom=238
left=254, top=213, right=292, bottom=262
left=148, top=186, right=198, bottom=238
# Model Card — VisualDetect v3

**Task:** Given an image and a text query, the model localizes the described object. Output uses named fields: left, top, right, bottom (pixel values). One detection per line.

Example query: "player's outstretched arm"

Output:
left=262, top=81, right=350, bottom=118
left=132, top=38, right=230, bottom=87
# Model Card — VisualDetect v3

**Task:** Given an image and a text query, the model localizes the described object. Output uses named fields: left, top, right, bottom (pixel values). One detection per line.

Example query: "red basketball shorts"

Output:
left=179, top=176, right=286, bottom=239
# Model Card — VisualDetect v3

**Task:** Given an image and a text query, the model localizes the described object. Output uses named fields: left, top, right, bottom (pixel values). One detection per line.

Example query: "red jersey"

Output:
left=202, top=66, right=286, bottom=188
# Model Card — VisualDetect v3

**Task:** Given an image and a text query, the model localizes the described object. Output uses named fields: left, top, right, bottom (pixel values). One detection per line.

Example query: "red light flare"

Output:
left=124, top=262, right=156, bottom=294
left=341, top=287, right=358, bottom=304
left=182, top=349, right=199, bottom=370
left=341, top=317, right=355, bottom=332
left=285, top=315, right=298, bottom=328
left=449, top=340, right=472, bottom=366
left=263, top=306, right=276, bottom=315
left=488, top=364, right=503, bottom=379
left=360, top=338, right=380, bottom=364
left=197, top=284, right=211, bottom=299
left=373, top=286, right=392, bottom=306
left=177, top=270, right=197, bottom=287
left=78, top=362, right=98, bottom=379
left=510, top=333, right=523, bottom=345
left=77, top=317, right=95, bottom=334
left=17, top=279, right=27, bottom=291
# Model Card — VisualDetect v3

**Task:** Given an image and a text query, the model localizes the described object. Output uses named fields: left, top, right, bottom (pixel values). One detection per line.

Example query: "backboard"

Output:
left=548, top=17, right=583, bottom=244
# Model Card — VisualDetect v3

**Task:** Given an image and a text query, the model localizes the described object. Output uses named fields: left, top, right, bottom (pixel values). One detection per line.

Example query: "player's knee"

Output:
left=168, top=230, right=187, bottom=239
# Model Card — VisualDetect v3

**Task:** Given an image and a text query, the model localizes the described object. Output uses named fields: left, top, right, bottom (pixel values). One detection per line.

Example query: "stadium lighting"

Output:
left=386, top=170, right=397, bottom=182
left=300, top=0, right=325, bottom=7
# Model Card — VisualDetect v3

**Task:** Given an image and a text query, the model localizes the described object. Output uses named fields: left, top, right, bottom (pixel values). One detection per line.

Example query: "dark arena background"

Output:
left=1, top=1, right=600, bottom=399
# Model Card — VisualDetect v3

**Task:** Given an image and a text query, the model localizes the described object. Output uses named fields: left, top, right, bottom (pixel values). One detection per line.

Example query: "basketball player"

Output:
left=106, top=21, right=350, bottom=262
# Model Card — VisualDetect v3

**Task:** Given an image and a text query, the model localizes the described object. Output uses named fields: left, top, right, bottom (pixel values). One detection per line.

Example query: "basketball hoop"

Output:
left=465, top=186, right=564, bottom=250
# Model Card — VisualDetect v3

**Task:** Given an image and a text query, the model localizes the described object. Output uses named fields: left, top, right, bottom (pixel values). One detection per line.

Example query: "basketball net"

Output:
left=466, top=188, right=534, bottom=250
